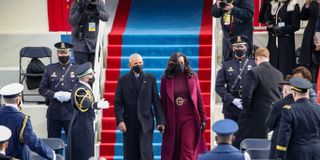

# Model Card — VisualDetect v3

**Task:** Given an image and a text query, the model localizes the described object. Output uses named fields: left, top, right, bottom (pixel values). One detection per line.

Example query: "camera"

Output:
left=85, top=0, right=97, bottom=12
left=220, top=0, right=229, bottom=8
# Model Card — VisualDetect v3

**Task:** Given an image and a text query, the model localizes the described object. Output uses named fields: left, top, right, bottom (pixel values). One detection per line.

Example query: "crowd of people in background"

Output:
left=213, top=0, right=320, bottom=159
left=2, top=0, right=320, bottom=160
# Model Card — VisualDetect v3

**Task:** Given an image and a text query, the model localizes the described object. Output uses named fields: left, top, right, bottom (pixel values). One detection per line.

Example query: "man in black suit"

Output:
left=234, top=48, right=283, bottom=148
left=114, top=53, right=166, bottom=160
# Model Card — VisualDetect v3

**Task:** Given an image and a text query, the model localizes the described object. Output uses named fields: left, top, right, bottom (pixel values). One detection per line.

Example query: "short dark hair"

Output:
left=292, top=66, right=312, bottom=81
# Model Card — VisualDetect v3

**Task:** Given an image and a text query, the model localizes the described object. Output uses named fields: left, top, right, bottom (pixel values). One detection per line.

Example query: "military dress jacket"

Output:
left=39, top=63, right=78, bottom=121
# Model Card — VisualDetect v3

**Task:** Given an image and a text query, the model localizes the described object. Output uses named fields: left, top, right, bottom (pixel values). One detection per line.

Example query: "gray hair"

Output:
left=129, top=53, right=143, bottom=64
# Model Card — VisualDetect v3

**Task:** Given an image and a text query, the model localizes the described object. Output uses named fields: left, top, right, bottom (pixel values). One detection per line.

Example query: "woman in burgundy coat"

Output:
left=160, top=52, right=207, bottom=160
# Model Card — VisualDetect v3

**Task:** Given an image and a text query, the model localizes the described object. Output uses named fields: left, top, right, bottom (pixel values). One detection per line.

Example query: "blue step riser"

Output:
left=114, top=130, right=163, bottom=143
left=111, top=156, right=161, bottom=160
left=120, top=57, right=201, bottom=69
left=113, top=143, right=162, bottom=156
left=122, top=35, right=201, bottom=45
left=119, top=69, right=200, bottom=80
left=112, top=45, right=208, bottom=57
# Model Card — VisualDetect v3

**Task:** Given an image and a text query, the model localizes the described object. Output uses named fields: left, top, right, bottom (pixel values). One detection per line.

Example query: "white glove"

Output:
left=54, top=91, right=63, bottom=102
left=59, top=91, right=71, bottom=102
left=54, top=91, right=71, bottom=102
left=97, top=99, right=109, bottom=109
left=52, top=150, right=56, bottom=160
left=232, top=98, right=243, bottom=109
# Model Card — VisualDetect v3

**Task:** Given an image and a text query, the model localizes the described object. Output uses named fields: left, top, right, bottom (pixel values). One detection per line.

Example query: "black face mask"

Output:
left=58, top=56, right=70, bottom=64
left=174, top=63, right=184, bottom=73
left=132, top=65, right=143, bottom=73
left=88, top=76, right=95, bottom=86
left=234, top=50, right=246, bottom=59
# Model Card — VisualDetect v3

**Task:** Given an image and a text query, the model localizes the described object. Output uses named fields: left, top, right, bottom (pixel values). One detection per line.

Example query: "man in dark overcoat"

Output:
left=234, top=48, right=283, bottom=148
left=114, top=53, right=166, bottom=160
left=211, top=0, right=254, bottom=59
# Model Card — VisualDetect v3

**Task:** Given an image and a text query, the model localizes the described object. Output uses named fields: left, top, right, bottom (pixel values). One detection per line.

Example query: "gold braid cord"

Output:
left=19, top=115, right=29, bottom=143
left=74, top=88, right=94, bottom=112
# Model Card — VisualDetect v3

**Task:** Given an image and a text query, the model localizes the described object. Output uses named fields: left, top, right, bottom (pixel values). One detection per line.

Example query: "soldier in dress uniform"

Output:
left=39, top=42, right=78, bottom=139
left=276, top=78, right=320, bottom=160
left=198, top=119, right=250, bottom=160
left=0, top=83, right=55, bottom=160
left=265, top=75, right=294, bottom=159
left=0, top=125, right=16, bottom=160
left=215, top=35, right=256, bottom=122
left=69, top=62, right=109, bottom=160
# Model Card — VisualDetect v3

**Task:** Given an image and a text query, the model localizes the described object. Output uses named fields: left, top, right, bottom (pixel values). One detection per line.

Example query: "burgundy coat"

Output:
left=160, top=74, right=207, bottom=160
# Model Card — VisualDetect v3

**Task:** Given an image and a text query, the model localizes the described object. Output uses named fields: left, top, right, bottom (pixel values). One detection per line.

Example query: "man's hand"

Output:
left=97, top=99, right=109, bottom=109
left=272, top=26, right=282, bottom=34
left=54, top=91, right=64, bottom=103
left=223, top=3, right=234, bottom=11
left=118, top=121, right=127, bottom=133
left=157, top=124, right=165, bottom=134
left=216, top=0, right=222, bottom=8
left=60, top=91, right=71, bottom=102
left=232, top=98, right=243, bottom=109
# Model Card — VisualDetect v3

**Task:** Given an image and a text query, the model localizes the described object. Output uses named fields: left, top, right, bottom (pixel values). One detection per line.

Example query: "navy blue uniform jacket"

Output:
left=0, top=106, right=54, bottom=160
left=39, top=63, right=78, bottom=121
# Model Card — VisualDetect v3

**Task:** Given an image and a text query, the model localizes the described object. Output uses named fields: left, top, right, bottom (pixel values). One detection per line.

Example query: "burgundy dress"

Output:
left=160, top=73, right=207, bottom=160
left=173, top=73, right=197, bottom=160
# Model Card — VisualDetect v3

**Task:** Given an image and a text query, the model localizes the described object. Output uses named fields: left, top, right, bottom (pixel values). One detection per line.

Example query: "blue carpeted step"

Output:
left=121, top=33, right=211, bottom=45
left=122, top=0, right=204, bottom=46
left=107, top=56, right=211, bottom=69
left=110, top=68, right=211, bottom=80
left=101, top=130, right=163, bottom=144
left=104, top=80, right=212, bottom=93
left=104, top=155, right=161, bottom=160
left=108, top=44, right=212, bottom=57
left=111, top=143, right=162, bottom=156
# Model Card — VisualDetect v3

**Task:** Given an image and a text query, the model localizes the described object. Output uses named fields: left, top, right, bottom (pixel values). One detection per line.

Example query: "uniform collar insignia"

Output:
left=227, top=67, right=234, bottom=72
left=70, top=72, right=75, bottom=78
left=51, top=72, right=57, bottom=77
left=247, top=65, right=252, bottom=70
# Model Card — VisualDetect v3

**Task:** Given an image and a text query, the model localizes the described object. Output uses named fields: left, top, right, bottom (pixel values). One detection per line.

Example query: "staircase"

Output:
left=101, top=0, right=212, bottom=159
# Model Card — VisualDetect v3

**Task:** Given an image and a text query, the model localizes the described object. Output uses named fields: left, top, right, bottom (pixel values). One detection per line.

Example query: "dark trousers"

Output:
left=123, top=119, right=150, bottom=160
left=47, top=119, right=70, bottom=138
left=74, top=51, right=95, bottom=67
